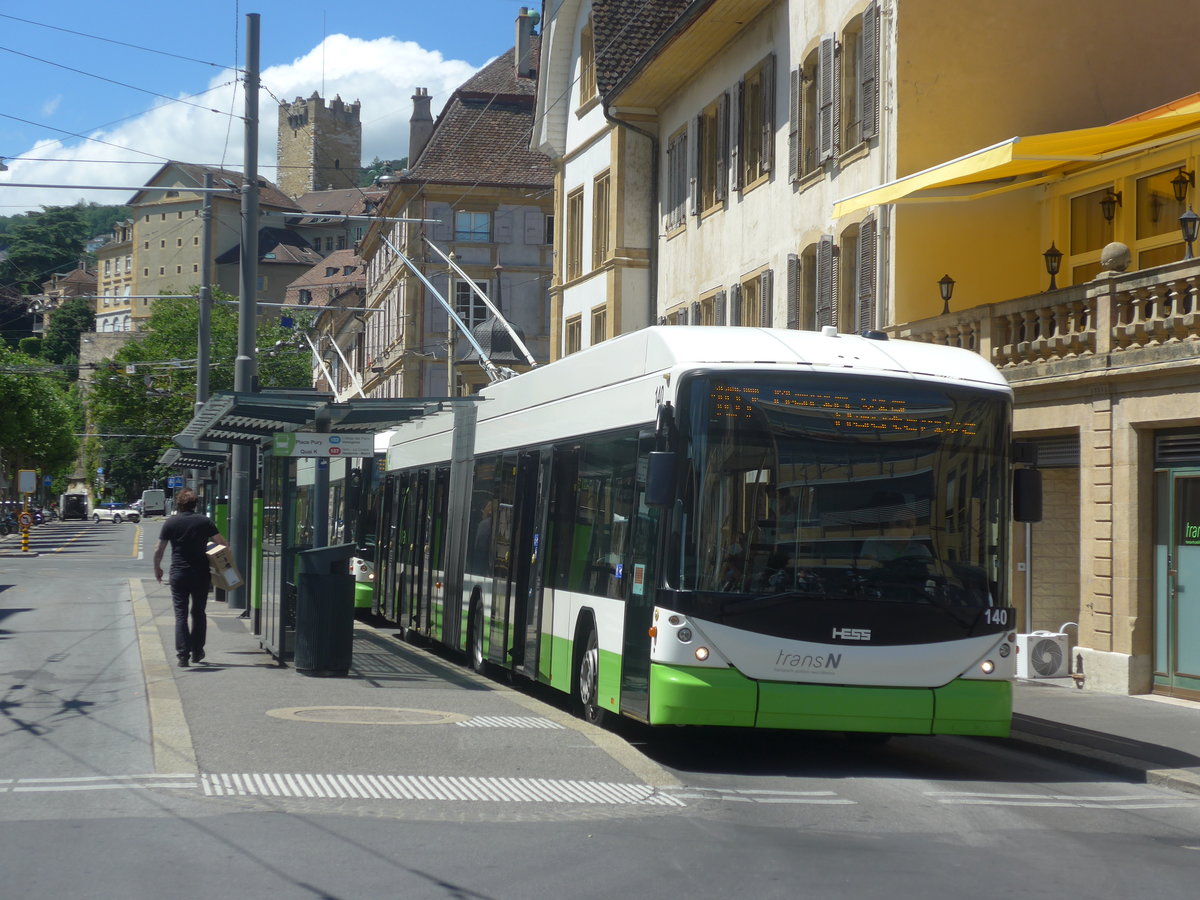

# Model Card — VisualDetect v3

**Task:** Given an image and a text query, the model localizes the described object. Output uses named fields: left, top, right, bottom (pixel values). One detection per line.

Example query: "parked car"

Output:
left=93, top=502, right=141, bottom=524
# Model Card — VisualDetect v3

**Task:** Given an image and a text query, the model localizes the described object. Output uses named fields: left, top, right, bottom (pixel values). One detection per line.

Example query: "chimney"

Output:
left=515, top=7, right=537, bottom=79
left=409, top=87, right=434, bottom=165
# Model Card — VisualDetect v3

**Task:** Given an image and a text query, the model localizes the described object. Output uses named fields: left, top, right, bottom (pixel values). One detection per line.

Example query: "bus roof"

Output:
left=479, top=326, right=1009, bottom=406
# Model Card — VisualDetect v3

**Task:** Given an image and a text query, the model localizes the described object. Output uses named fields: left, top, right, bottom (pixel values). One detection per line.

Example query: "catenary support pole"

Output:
left=228, top=12, right=260, bottom=611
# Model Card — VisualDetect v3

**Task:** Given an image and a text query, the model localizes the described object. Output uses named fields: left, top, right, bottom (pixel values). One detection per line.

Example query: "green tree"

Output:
left=86, top=289, right=313, bottom=498
left=0, top=345, right=79, bottom=490
left=41, top=296, right=95, bottom=368
left=0, top=206, right=90, bottom=295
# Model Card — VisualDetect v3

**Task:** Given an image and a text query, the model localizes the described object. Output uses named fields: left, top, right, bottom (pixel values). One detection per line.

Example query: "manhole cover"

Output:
left=266, top=706, right=469, bottom=725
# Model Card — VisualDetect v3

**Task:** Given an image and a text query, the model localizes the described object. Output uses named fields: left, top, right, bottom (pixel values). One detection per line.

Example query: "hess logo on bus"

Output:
left=832, top=627, right=871, bottom=641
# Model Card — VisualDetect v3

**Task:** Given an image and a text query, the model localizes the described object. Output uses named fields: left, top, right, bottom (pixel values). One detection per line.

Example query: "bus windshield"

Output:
left=672, top=371, right=1010, bottom=610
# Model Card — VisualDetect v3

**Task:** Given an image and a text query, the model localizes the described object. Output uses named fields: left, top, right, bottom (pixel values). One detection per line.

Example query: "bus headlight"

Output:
left=980, top=660, right=995, bottom=675
left=695, top=647, right=710, bottom=662
left=997, top=643, right=1010, bottom=658
left=677, top=627, right=693, bottom=643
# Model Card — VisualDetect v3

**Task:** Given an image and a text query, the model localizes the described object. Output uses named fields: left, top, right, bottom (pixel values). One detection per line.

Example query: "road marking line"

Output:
left=456, top=715, right=565, bottom=729
left=198, top=772, right=685, bottom=805
left=129, top=577, right=198, bottom=775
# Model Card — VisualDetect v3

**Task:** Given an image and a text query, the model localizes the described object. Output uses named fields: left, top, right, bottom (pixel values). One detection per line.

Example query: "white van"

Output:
left=141, top=489, right=167, bottom=517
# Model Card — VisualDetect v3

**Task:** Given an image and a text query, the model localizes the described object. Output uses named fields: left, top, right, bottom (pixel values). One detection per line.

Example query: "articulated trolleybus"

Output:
left=375, top=326, right=1035, bottom=737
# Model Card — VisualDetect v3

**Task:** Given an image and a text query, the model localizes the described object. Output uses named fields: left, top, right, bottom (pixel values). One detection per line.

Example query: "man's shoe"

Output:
left=192, top=651, right=206, bottom=664
left=177, top=656, right=189, bottom=668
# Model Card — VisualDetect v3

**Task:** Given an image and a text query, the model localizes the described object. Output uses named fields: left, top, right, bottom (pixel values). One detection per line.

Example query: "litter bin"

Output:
left=294, top=542, right=357, bottom=676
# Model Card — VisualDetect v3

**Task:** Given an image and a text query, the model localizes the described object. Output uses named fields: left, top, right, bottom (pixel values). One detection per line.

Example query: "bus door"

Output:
left=487, top=453, right=520, bottom=669
left=505, top=450, right=545, bottom=676
left=374, top=473, right=398, bottom=618
left=388, top=473, right=411, bottom=622
left=620, top=432, right=661, bottom=721
left=542, top=446, right=582, bottom=684
left=422, top=467, right=450, bottom=640
left=401, top=469, right=430, bottom=633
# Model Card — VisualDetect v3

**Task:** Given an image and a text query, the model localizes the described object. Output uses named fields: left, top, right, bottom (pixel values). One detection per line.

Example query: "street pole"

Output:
left=228, top=12, right=260, bottom=612
left=191, top=173, right=214, bottom=496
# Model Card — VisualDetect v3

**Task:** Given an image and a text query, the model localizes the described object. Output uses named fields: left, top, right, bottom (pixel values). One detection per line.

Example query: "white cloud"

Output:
left=0, top=34, right=481, bottom=213
left=40, top=94, right=62, bottom=117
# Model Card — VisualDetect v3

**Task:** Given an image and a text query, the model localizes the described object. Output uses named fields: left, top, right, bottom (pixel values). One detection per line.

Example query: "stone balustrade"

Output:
left=890, top=259, right=1200, bottom=379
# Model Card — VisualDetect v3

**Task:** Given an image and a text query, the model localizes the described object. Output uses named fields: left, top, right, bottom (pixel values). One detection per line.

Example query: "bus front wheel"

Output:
left=577, top=628, right=608, bottom=726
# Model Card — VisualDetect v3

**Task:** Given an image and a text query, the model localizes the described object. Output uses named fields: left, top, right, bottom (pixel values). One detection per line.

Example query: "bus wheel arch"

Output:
left=572, top=612, right=608, bottom=726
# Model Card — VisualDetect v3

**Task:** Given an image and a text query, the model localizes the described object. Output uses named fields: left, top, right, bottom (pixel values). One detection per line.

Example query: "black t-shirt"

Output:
left=159, top=511, right=219, bottom=578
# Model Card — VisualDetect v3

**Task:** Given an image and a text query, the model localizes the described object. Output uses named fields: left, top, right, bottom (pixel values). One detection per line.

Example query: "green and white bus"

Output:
left=372, top=326, right=1035, bottom=737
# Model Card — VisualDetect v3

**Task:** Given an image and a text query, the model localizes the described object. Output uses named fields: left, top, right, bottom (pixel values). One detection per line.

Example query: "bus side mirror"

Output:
left=1014, top=468, right=1043, bottom=523
left=646, top=451, right=677, bottom=507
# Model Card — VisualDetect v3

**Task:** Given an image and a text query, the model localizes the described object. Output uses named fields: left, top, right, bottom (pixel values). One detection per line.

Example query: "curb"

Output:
left=1007, top=728, right=1200, bottom=797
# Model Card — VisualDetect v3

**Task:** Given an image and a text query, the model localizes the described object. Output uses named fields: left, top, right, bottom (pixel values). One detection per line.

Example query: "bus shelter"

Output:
left=169, top=390, right=480, bottom=661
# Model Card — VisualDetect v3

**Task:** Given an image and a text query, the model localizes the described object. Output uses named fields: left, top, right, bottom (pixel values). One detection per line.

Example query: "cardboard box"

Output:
left=207, top=543, right=244, bottom=591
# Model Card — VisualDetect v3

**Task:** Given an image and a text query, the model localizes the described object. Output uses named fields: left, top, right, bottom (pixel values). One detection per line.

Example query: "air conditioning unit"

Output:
left=1016, top=631, right=1071, bottom=679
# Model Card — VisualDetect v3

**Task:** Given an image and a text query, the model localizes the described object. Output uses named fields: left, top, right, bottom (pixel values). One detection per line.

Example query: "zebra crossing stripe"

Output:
left=456, top=715, right=565, bottom=729
left=200, top=772, right=684, bottom=805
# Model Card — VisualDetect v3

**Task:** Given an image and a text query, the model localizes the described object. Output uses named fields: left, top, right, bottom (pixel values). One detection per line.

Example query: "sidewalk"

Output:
left=136, top=566, right=1200, bottom=796
left=1010, top=678, right=1200, bottom=795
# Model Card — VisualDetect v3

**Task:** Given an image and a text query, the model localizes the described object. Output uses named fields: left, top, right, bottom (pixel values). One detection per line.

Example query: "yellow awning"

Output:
left=832, top=111, right=1200, bottom=218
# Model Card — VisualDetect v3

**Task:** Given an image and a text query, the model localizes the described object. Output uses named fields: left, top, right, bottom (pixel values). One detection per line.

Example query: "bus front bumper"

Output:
left=648, top=662, right=1011, bottom=736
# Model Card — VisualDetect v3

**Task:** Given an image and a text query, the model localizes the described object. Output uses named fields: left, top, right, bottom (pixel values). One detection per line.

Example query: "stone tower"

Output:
left=276, top=92, right=363, bottom=198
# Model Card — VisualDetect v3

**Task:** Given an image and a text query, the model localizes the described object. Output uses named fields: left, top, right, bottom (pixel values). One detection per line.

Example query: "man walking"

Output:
left=153, top=488, right=228, bottom=667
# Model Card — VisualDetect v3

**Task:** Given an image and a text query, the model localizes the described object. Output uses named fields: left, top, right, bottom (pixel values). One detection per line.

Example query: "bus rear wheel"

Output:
left=577, top=628, right=608, bottom=726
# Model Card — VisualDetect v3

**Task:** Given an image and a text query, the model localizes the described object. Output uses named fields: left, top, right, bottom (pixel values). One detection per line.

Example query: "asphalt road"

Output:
left=2, top=520, right=1199, bottom=899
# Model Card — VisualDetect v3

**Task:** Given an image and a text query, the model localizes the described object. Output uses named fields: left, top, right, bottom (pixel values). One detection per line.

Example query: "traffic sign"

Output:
left=168, top=476, right=184, bottom=488
left=18, top=512, right=33, bottom=528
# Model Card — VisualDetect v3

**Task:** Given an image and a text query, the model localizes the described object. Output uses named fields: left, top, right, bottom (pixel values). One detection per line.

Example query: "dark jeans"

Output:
left=170, top=573, right=210, bottom=660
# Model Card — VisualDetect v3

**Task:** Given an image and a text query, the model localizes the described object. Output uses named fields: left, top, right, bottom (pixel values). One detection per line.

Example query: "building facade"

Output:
left=94, top=219, right=134, bottom=332
left=359, top=7, right=554, bottom=398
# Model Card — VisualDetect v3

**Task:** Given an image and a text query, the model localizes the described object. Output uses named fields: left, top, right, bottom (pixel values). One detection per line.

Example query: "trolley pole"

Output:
left=228, top=12, right=260, bottom=611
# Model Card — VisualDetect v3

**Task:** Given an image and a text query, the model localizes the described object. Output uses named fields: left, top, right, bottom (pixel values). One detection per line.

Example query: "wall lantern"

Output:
left=938, top=274, right=955, bottom=315
left=1099, top=189, right=1122, bottom=223
left=1043, top=242, right=1063, bottom=291
left=1171, top=167, right=1195, bottom=204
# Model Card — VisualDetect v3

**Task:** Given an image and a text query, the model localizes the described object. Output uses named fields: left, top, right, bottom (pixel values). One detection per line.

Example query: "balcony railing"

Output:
left=890, top=258, right=1200, bottom=380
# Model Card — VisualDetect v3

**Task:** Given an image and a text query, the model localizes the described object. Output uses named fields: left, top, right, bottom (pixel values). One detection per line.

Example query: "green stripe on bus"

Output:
left=931, top=678, right=1012, bottom=737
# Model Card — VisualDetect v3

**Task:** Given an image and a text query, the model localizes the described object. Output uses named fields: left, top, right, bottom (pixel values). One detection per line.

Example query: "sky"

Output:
left=0, top=1, right=538, bottom=214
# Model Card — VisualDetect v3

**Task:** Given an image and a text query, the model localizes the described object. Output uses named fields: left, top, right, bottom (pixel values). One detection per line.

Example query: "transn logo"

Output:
left=832, top=627, right=871, bottom=641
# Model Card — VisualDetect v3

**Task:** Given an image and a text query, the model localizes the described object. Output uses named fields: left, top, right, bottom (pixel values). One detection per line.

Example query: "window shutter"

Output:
left=731, top=81, right=744, bottom=191
left=816, top=235, right=837, bottom=328
left=861, top=2, right=880, bottom=141
left=857, top=215, right=877, bottom=332
left=692, top=300, right=702, bottom=325
left=715, top=290, right=727, bottom=325
left=495, top=212, right=512, bottom=243
left=689, top=115, right=700, bottom=217
left=523, top=210, right=543, bottom=244
left=787, top=253, right=800, bottom=329
left=831, top=39, right=842, bottom=159
left=788, top=67, right=801, bottom=183
left=817, top=35, right=836, bottom=163
left=716, top=92, right=730, bottom=203
left=760, top=53, right=775, bottom=176
left=730, top=282, right=743, bottom=326
left=759, top=270, right=773, bottom=327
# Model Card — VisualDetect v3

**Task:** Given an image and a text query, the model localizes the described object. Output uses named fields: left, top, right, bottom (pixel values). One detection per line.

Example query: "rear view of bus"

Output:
left=647, top=337, right=1025, bottom=736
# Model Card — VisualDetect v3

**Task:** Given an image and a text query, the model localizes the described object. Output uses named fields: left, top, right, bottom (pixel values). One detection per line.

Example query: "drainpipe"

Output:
left=603, top=106, right=659, bottom=326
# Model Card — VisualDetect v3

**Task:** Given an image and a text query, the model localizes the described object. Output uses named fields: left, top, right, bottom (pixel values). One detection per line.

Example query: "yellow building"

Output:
left=95, top=219, right=134, bottom=332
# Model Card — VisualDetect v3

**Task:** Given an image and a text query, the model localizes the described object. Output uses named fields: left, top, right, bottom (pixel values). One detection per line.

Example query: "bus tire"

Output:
left=467, top=600, right=487, bottom=675
left=576, top=627, right=608, bottom=727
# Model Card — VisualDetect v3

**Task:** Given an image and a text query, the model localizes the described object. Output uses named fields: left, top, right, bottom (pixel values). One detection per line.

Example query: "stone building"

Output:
left=277, top=93, right=363, bottom=199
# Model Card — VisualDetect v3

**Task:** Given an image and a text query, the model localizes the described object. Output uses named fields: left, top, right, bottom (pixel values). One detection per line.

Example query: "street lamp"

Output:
left=938, top=274, right=955, bottom=315
left=446, top=251, right=457, bottom=396
left=1181, top=207, right=1200, bottom=261
left=1043, top=242, right=1063, bottom=291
